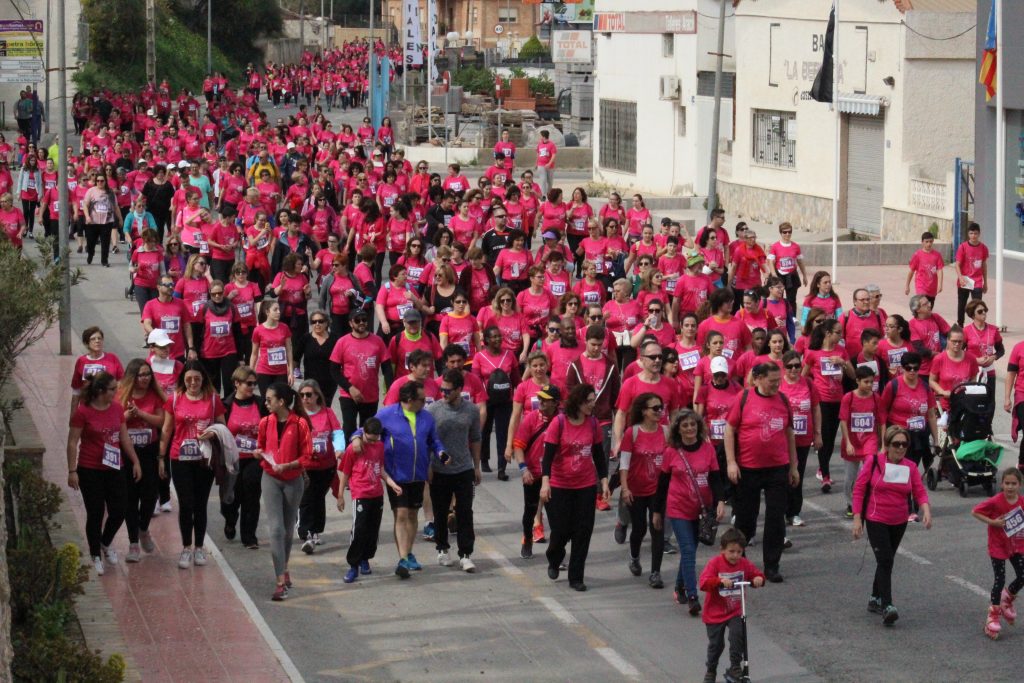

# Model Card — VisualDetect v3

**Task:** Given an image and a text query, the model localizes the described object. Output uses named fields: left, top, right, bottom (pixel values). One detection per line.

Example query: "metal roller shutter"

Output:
left=846, top=115, right=884, bottom=236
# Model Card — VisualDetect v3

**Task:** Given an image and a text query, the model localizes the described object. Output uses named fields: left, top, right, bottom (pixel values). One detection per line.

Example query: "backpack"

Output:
left=481, top=351, right=513, bottom=404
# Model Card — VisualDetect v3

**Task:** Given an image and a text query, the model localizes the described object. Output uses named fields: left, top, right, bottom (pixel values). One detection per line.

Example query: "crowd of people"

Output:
left=30, top=42, right=1024, bottom=679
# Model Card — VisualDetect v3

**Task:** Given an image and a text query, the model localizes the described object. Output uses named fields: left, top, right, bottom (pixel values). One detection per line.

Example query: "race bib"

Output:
left=665, top=278, right=677, bottom=294
left=236, top=301, right=253, bottom=318
left=529, top=396, right=540, bottom=411
left=679, top=350, right=700, bottom=371
left=851, top=412, right=874, bottom=434
left=236, top=435, right=257, bottom=452
left=710, top=419, right=727, bottom=440
left=191, top=298, right=206, bottom=316
left=210, top=320, right=230, bottom=337
left=718, top=570, right=744, bottom=598
left=792, top=414, right=808, bottom=436
left=102, top=443, right=121, bottom=470
left=1004, top=507, right=1024, bottom=538
left=408, top=267, right=423, bottom=281
left=267, top=346, right=287, bottom=366
left=161, top=315, right=180, bottom=333
left=573, top=218, right=586, bottom=231
left=550, top=281, right=566, bottom=296
left=820, top=357, right=842, bottom=376
left=178, top=439, right=202, bottom=461
left=82, top=363, right=105, bottom=380
left=883, top=463, right=910, bottom=484
left=721, top=347, right=734, bottom=360
left=511, top=261, right=521, bottom=278
left=312, top=436, right=328, bottom=455
left=887, top=348, right=906, bottom=368
left=778, top=256, right=795, bottom=271
left=908, top=415, right=926, bottom=431
left=127, top=428, right=151, bottom=447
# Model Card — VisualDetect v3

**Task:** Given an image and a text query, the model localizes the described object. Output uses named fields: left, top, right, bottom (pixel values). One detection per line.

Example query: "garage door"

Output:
left=846, top=115, right=884, bottom=235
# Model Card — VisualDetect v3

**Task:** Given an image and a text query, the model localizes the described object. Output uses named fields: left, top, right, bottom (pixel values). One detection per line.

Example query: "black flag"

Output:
left=810, top=6, right=835, bottom=103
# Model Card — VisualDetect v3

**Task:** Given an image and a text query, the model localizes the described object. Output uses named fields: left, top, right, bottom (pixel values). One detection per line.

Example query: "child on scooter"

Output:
left=698, top=528, right=765, bottom=683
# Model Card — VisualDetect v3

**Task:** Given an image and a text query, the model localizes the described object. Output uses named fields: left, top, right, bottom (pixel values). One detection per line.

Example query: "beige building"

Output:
left=718, top=0, right=976, bottom=240
left=382, top=0, right=540, bottom=49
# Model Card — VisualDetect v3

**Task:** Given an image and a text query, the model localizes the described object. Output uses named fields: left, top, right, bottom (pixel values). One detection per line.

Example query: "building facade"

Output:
left=718, top=0, right=975, bottom=240
left=591, top=0, right=736, bottom=197
left=382, top=0, right=540, bottom=49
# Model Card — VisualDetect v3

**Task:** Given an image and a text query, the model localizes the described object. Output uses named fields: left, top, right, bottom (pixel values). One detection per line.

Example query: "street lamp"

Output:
left=206, top=0, right=212, bottom=75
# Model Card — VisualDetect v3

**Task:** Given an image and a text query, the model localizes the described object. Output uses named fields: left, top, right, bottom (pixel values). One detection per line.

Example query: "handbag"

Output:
left=679, top=449, right=718, bottom=546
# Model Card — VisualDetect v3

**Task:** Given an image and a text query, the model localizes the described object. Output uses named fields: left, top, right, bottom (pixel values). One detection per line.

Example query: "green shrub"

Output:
left=518, top=35, right=550, bottom=62
left=528, top=75, right=554, bottom=98
left=451, top=66, right=496, bottom=97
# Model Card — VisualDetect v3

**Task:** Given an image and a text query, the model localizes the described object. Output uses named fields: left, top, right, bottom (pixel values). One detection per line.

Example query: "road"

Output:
left=42, top=231, right=1022, bottom=683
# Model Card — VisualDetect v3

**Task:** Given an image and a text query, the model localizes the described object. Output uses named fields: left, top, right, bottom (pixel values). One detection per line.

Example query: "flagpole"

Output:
left=994, top=0, right=1005, bottom=330
left=831, top=0, right=840, bottom=284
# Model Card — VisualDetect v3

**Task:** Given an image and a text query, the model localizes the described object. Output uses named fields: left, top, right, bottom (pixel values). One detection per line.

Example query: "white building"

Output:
left=718, top=0, right=976, bottom=240
left=591, top=0, right=736, bottom=197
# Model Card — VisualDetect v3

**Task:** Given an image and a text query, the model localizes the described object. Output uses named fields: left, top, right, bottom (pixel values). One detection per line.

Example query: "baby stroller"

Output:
left=926, top=380, right=1000, bottom=497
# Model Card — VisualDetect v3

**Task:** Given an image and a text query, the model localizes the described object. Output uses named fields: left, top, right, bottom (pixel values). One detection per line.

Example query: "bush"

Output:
left=528, top=75, right=554, bottom=98
left=451, top=66, right=496, bottom=97
left=518, top=35, right=550, bottom=62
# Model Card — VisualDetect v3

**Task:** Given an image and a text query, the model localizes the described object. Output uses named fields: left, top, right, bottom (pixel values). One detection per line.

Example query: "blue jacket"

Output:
left=374, top=403, right=447, bottom=483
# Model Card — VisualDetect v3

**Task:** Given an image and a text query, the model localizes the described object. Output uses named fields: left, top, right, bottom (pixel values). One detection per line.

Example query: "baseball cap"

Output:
left=710, top=357, right=729, bottom=375
left=686, top=251, right=705, bottom=268
left=402, top=309, right=422, bottom=323
left=177, top=160, right=190, bottom=169
left=542, top=231, right=558, bottom=241
left=287, top=141, right=296, bottom=149
left=536, top=385, right=561, bottom=402
left=661, top=217, right=672, bottom=226
left=147, top=329, right=174, bottom=347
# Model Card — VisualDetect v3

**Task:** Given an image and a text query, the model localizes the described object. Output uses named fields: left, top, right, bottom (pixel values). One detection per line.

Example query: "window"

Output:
left=662, top=34, right=674, bottom=58
left=752, top=109, right=796, bottom=169
left=678, top=107, right=687, bottom=137
left=697, top=71, right=735, bottom=98
left=498, top=8, right=518, bottom=23
left=599, top=99, right=637, bottom=173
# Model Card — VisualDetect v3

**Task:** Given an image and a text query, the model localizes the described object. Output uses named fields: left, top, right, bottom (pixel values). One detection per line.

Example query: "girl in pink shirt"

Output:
left=801, top=271, right=843, bottom=323
left=972, top=468, right=1024, bottom=640
left=625, top=194, right=651, bottom=242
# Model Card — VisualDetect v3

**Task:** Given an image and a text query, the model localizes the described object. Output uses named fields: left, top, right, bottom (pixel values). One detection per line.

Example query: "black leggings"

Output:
left=220, top=457, right=263, bottom=545
left=202, top=353, right=238, bottom=397
left=786, top=445, right=811, bottom=518
left=818, top=401, right=841, bottom=479
left=170, top=459, right=215, bottom=547
left=956, top=286, right=983, bottom=327
left=1017, top=403, right=1024, bottom=466
left=297, top=468, right=336, bottom=540
left=77, top=466, right=127, bottom=557
left=627, top=493, right=664, bottom=573
left=482, top=400, right=513, bottom=472
left=866, top=520, right=907, bottom=607
left=257, top=372, right=289, bottom=397
left=991, top=555, right=1024, bottom=605
left=522, top=478, right=542, bottom=540
left=124, top=444, right=160, bottom=542
left=545, top=485, right=597, bottom=584
left=339, top=397, right=378, bottom=444
left=22, top=199, right=38, bottom=232
left=85, top=222, right=114, bottom=265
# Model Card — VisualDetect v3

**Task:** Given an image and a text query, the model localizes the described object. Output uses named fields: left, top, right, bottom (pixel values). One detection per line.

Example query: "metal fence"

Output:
left=953, top=158, right=975, bottom=252
left=752, top=109, right=796, bottom=169
left=598, top=99, right=636, bottom=174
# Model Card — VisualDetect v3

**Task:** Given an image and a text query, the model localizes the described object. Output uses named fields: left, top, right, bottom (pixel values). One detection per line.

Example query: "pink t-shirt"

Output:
left=174, top=277, right=210, bottom=324
left=251, top=323, right=292, bottom=375
left=131, top=249, right=163, bottom=289
left=725, top=390, right=791, bottom=469
left=840, top=391, right=881, bottom=460
left=142, top=298, right=190, bottom=359
left=340, top=441, right=386, bottom=499
left=661, top=442, right=719, bottom=520
left=973, top=493, right=1024, bottom=560
left=71, top=353, right=125, bottom=393
left=536, top=140, right=557, bottom=167
left=803, top=346, right=849, bottom=403
left=70, top=402, right=125, bottom=470
left=778, top=376, right=819, bottom=447
left=616, top=375, right=681, bottom=424
left=880, top=376, right=936, bottom=432
left=200, top=305, right=238, bottom=359
left=544, top=415, right=601, bottom=489
left=495, top=248, right=532, bottom=281
left=908, top=314, right=950, bottom=376
left=620, top=425, right=669, bottom=497
left=964, top=323, right=1002, bottom=377
left=909, top=249, right=945, bottom=297
left=697, top=316, right=754, bottom=361
left=514, top=376, right=548, bottom=413
left=439, top=313, right=477, bottom=356
left=852, top=453, right=929, bottom=525
left=163, top=392, right=225, bottom=461
left=477, top=309, right=526, bottom=354
left=226, top=399, right=262, bottom=458
left=329, top=333, right=389, bottom=403
left=768, top=241, right=801, bottom=275
left=307, top=408, right=342, bottom=470
left=225, top=281, right=262, bottom=329
left=956, top=241, right=989, bottom=288
left=929, top=352, right=979, bottom=411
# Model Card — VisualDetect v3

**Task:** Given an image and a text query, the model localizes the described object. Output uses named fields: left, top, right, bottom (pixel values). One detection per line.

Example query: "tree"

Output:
left=175, top=0, right=284, bottom=63
left=81, top=0, right=146, bottom=65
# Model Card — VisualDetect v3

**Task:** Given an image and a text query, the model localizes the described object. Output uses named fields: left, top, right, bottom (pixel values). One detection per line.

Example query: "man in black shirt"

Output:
left=480, top=207, right=510, bottom=266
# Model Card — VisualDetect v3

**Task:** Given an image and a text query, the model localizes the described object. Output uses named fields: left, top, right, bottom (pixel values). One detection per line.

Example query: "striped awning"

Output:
left=837, top=94, right=887, bottom=116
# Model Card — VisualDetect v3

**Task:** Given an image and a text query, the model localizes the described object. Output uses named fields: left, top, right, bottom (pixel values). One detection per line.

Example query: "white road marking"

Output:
left=595, top=647, right=641, bottom=679
left=485, top=549, right=525, bottom=576
left=536, top=596, right=578, bottom=625
left=205, top=540, right=305, bottom=682
left=896, top=547, right=932, bottom=566
left=945, top=575, right=990, bottom=598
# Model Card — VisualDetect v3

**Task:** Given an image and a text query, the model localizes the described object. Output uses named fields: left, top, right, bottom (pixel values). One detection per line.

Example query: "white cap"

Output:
left=710, top=356, right=730, bottom=375
left=147, top=329, right=174, bottom=347
left=287, top=141, right=296, bottom=149
left=137, top=158, right=148, bottom=165
left=177, top=160, right=190, bottom=169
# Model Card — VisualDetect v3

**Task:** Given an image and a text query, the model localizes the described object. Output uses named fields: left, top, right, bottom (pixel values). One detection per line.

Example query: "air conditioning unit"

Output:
left=659, top=75, right=680, bottom=100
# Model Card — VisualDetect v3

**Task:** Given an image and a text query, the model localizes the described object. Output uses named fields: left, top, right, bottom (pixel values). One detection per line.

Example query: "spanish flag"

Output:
left=980, top=0, right=997, bottom=101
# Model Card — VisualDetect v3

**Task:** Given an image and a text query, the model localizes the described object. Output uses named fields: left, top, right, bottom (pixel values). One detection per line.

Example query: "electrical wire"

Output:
left=901, top=20, right=975, bottom=41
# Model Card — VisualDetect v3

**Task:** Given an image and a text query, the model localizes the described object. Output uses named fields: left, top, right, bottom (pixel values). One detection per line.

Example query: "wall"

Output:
left=381, top=1, right=539, bottom=48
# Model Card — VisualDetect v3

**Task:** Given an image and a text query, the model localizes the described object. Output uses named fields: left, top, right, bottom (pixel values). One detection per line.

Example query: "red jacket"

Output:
left=257, top=412, right=313, bottom=481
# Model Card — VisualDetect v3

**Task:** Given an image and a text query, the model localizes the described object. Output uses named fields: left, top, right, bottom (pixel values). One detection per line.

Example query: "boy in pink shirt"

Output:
left=698, top=528, right=765, bottom=683
left=905, top=231, right=944, bottom=304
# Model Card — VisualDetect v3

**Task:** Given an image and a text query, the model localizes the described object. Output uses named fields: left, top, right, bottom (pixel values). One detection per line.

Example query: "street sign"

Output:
left=0, top=19, right=44, bottom=83
left=494, top=24, right=504, bottom=35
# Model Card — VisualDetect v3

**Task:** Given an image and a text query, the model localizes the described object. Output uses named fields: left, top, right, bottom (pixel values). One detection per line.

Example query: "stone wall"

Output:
left=718, top=180, right=833, bottom=234
left=882, top=207, right=953, bottom=242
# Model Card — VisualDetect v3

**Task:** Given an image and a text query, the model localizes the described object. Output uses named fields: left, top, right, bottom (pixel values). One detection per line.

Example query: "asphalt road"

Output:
left=43, top=234, right=1024, bottom=683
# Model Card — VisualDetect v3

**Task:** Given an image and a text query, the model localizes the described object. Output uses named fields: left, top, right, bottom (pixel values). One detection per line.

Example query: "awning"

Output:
left=837, top=94, right=887, bottom=116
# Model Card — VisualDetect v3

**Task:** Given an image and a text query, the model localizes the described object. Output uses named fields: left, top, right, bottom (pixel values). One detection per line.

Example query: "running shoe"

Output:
left=272, top=583, right=288, bottom=601
left=224, top=523, right=236, bottom=540
left=628, top=557, right=642, bottom=577
left=867, top=597, right=883, bottom=614
left=245, top=540, right=260, bottom=549
left=570, top=581, right=587, bottom=592
left=820, top=476, right=833, bottom=493
left=882, top=605, right=899, bottom=625
left=437, top=550, right=453, bottom=567
left=161, top=501, right=173, bottom=513
left=193, top=548, right=208, bottom=566
left=359, top=560, right=372, bottom=575
left=422, top=522, right=435, bottom=541
left=343, top=567, right=359, bottom=584
left=153, top=502, right=162, bottom=516
left=406, top=553, right=423, bottom=571
left=139, top=531, right=155, bottom=553
left=790, top=515, right=805, bottom=527
left=520, top=540, right=533, bottom=559
left=497, top=470, right=509, bottom=481
left=395, top=559, right=411, bottom=579
left=178, top=549, right=193, bottom=569
left=815, top=468, right=823, bottom=482
left=101, top=545, right=119, bottom=566
left=783, top=537, right=793, bottom=550
left=845, top=506, right=854, bottom=519
left=663, top=537, right=678, bottom=555
left=126, top=543, right=141, bottom=563
left=547, top=565, right=559, bottom=580
left=481, top=462, right=492, bottom=473
left=313, top=532, right=323, bottom=546
left=648, top=571, right=664, bottom=589
left=764, top=568, right=784, bottom=583
left=674, top=585, right=686, bottom=605
left=284, top=571, right=292, bottom=588
left=533, top=523, right=546, bottom=544
left=595, top=495, right=611, bottom=511
left=460, top=556, right=476, bottom=573
left=92, top=556, right=105, bottom=576
left=613, top=522, right=627, bottom=545
left=302, top=538, right=315, bottom=555
left=688, top=594, right=702, bottom=616
left=703, top=668, right=717, bottom=683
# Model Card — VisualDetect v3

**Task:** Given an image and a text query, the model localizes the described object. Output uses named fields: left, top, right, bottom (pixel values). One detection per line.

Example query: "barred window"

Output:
left=752, top=109, right=796, bottom=169
left=599, top=99, right=637, bottom=174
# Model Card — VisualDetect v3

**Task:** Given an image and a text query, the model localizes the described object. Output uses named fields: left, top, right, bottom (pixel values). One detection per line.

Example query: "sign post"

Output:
left=0, top=19, right=45, bottom=83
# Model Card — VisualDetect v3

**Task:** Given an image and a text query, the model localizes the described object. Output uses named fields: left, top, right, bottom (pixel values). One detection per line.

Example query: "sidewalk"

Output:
left=14, top=327, right=295, bottom=683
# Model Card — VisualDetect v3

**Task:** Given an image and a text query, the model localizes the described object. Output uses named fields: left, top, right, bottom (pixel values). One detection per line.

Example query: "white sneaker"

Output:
left=460, top=556, right=476, bottom=573
left=153, top=502, right=162, bottom=515
left=301, top=538, right=315, bottom=555
left=102, top=545, right=119, bottom=566
left=193, top=547, right=208, bottom=566
left=312, top=532, right=323, bottom=546
left=126, top=543, right=142, bottom=563
left=92, top=556, right=105, bottom=576
left=790, top=515, right=805, bottom=527
left=161, top=501, right=173, bottom=513
left=438, top=550, right=453, bottom=566
left=178, top=548, right=193, bottom=569
left=139, top=531, right=155, bottom=553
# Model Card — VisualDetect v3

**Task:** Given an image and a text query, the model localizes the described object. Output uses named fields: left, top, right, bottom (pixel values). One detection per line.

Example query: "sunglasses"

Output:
left=137, top=372, right=153, bottom=378
left=643, top=354, right=663, bottom=361
left=312, top=319, right=327, bottom=325
left=352, top=318, right=368, bottom=325
left=589, top=315, right=603, bottom=321
left=903, top=365, right=920, bottom=372
left=785, top=363, right=802, bottom=370
left=547, top=327, right=560, bottom=333
left=500, top=298, right=513, bottom=304
left=976, top=309, right=988, bottom=314
left=648, top=308, right=662, bottom=314
left=299, top=392, right=316, bottom=398
left=646, top=404, right=664, bottom=412
left=780, top=230, right=792, bottom=234
left=890, top=441, right=909, bottom=449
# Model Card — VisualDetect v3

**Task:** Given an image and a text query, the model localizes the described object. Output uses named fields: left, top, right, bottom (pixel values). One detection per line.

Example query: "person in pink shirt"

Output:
left=534, top=130, right=558, bottom=196
left=928, top=326, right=979, bottom=412
left=964, top=300, right=1004, bottom=400
left=494, top=129, right=516, bottom=171
left=727, top=229, right=768, bottom=300
left=801, top=271, right=843, bottom=324
left=839, top=367, right=884, bottom=517
left=803, top=318, right=855, bottom=492
left=954, top=222, right=990, bottom=325
left=908, top=295, right=950, bottom=379
left=779, top=350, right=821, bottom=527
left=905, top=231, right=944, bottom=305
left=852, top=425, right=932, bottom=625
left=972, top=468, right=1024, bottom=640
left=441, top=163, right=470, bottom=198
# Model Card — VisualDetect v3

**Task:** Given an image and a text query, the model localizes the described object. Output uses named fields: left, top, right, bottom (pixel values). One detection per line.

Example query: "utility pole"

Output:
left=206, top=0, right=212, bottom=75
left=57, top=0, right=70, bottom=355
left=368, top=0, right=375, bottom=119
left=44, top=0, right=50, bottom=134
left=321, top=0, right=326, bottom=52
left=146, top=0, right=156, bottom=84
left=706, top=0, right=726, bottom=220
left=300, top=0, right=306, bottom=54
